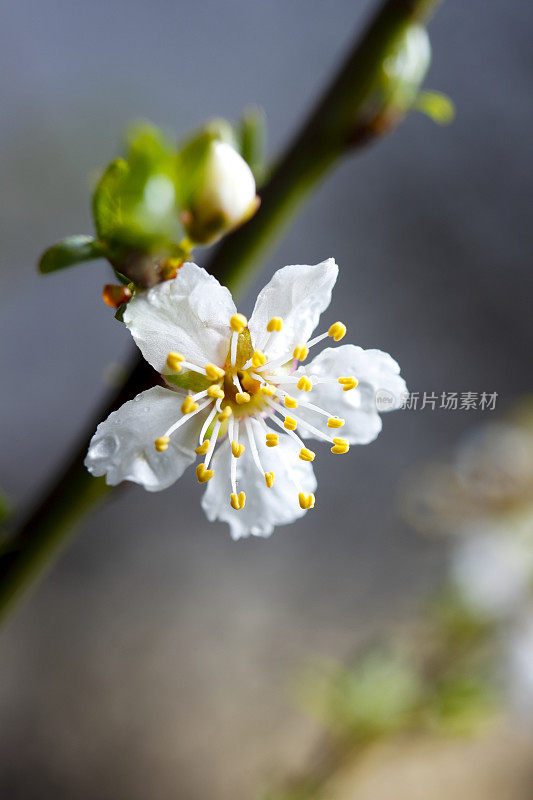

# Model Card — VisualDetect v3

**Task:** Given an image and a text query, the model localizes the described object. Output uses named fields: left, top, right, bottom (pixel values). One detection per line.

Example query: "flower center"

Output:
left=155, top=312, right=357, bottom=513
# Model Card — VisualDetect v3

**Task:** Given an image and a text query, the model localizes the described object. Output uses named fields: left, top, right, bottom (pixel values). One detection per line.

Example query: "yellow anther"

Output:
left=293, top=344, right=309, bottom=361
left=231, top=441, right=245, bottom=458
left=230, top=491, right=246, bottom=510
left=235, top=391, right=251, bottom=405
left=299, top=447, right=315, bottom=462
left=166, top=352, right=184, bottom=372
left=205, top=363, right=225, bottom=380
left=181, top=396, right=199, bottom=414
left=284, top=395, right=298, bottom=409
left=265, top=472, right=275, bottom=488
left=195, top=439, right=210, bottom=455
left=297, top=376, right=313, bottom=392
left=298, top=492, right=316, bottom=510
left=218, top=405, right=232, bottom=422
left=154, top=436, right=170, bottom=452
left=260, top=384, right=276, bottom=397
left=328, top=322, right=346, bottom=341
left=338, top=377, right=358, bottom=391
left=331, top=437, right=350, bottom=455
left=284, top=417, right=297, bottom=431
left=251, top=350, right=267, bottom=368
left=266, top=433, right=279, bottom=448
left=230, top=313, right=247, bottom=333
left=207, top=385, right=224, bottom=399
left=196, top=464, right=214, bottom=483
left=327, top=417, right=345, bottom=428
left=267, top=317, right=283, bottom=332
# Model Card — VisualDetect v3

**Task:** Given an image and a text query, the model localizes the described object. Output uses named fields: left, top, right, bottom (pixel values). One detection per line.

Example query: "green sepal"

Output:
left=114, top=303, right=127, bottom=322
left=164, top=371, right=211, bottom=392
left=38, top=235, right=105, bottom=274
left=414, top=90, right=455, bottom=125
left=113, top=269, right=131, bottom=285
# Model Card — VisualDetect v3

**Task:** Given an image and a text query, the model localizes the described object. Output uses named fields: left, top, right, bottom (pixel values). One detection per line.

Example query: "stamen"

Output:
left=244, top=417, right=266, bottom=478
left=207, top=385, right=224, bottom=399
left=218, top=405, right=232, bottom=422
left=265, top=432, right=279, bottom=448
left=199, top=403, right=218, bottom=445
left=204, top=418, right=221, bottom=470
left=166, top=352, right=212, bottom=378
left=182, top=395, right=200, bottom=414
left=196, top=463, right=214, bottom=483
left=257, top=417, right=311, bottom=499
left=154, top=436, right=170, bottom=452
left=267, top=409, right=312, bottom=457
left=195, top=439, right=210, bottom=455
left=232, top=373, right=250, bottom=404
left=255, top=320, right=348, bottom=376
left=251, top=350, right=267, bottom=369
left=230, top=331, right=239, bottom=368
left=298, top=492, right=316, bottom=510
left=259, top=383, right=276, bottom=397
left=265, top=472, right=275, bottom=488
left=205, top=364, right=225, bottom=380
left=293, top=344, right=309, bottom=361
left=230, top=313, right=247, bottom=333
left=284, top=417, right=297, bottom=431
left=328, top=322, right=346, bottom=341
left=297, top=376, right=313, bottom=392
left=296, top=396, right=339, bottom=422
left=229, top=417, right=239, bottom=495
left=267, top=317, right=283, bottom=332
left=327, top=417, right=345, bottom=428
left=162, top=398, right=211, bottom=439
left=339, top=377, right=358, bottom=391
left=230, top=492, right=246, bottom=511
left=331, top=437, right=350, bottom=455
left=283, top=395, right=298, bottom=409
left=231, top=441, right=245, bottom=458
left=166, top=352, right=184, bottom=372
left=304, top=332, right=328, bottom=349
left=266, top=398, right=332, bottom=444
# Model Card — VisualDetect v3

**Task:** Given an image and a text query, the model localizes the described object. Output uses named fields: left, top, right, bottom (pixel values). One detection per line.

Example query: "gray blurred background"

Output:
left=0, top=1, right=532, bottom=798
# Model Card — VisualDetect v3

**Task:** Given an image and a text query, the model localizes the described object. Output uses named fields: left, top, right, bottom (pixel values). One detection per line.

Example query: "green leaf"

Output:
left=39, top=235, right=105, bottom=274
left=414, top=90, right=455, bottom=124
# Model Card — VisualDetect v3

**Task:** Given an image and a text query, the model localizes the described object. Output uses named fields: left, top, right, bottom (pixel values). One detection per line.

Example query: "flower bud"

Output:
left=183, top=141, right=258, bottom=245
left=381, top=24, right=431, bottom=111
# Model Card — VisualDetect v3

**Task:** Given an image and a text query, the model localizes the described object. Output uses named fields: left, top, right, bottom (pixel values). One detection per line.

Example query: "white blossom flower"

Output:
left=85, top=259, right=406, bottom=539
left=451, top=522, right=533, bottom=619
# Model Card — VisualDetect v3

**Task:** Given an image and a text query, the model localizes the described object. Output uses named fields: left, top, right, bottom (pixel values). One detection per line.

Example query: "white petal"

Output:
left=247, top=259, right=338, bottom=362
left=85, top=386, right=205, bottom=491
left=124, top=262, right=236, bottom=373
left=201, top=420, right=317, bottom=540
left=285, top=345, right=407, bottom=445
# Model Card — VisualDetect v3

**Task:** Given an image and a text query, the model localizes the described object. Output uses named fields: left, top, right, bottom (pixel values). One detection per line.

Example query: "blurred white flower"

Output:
left=506, top=609, right=533, bottom=720
left=451, top=522, right=533, bottom=619
left=85, top=259, right=406, bottom=539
